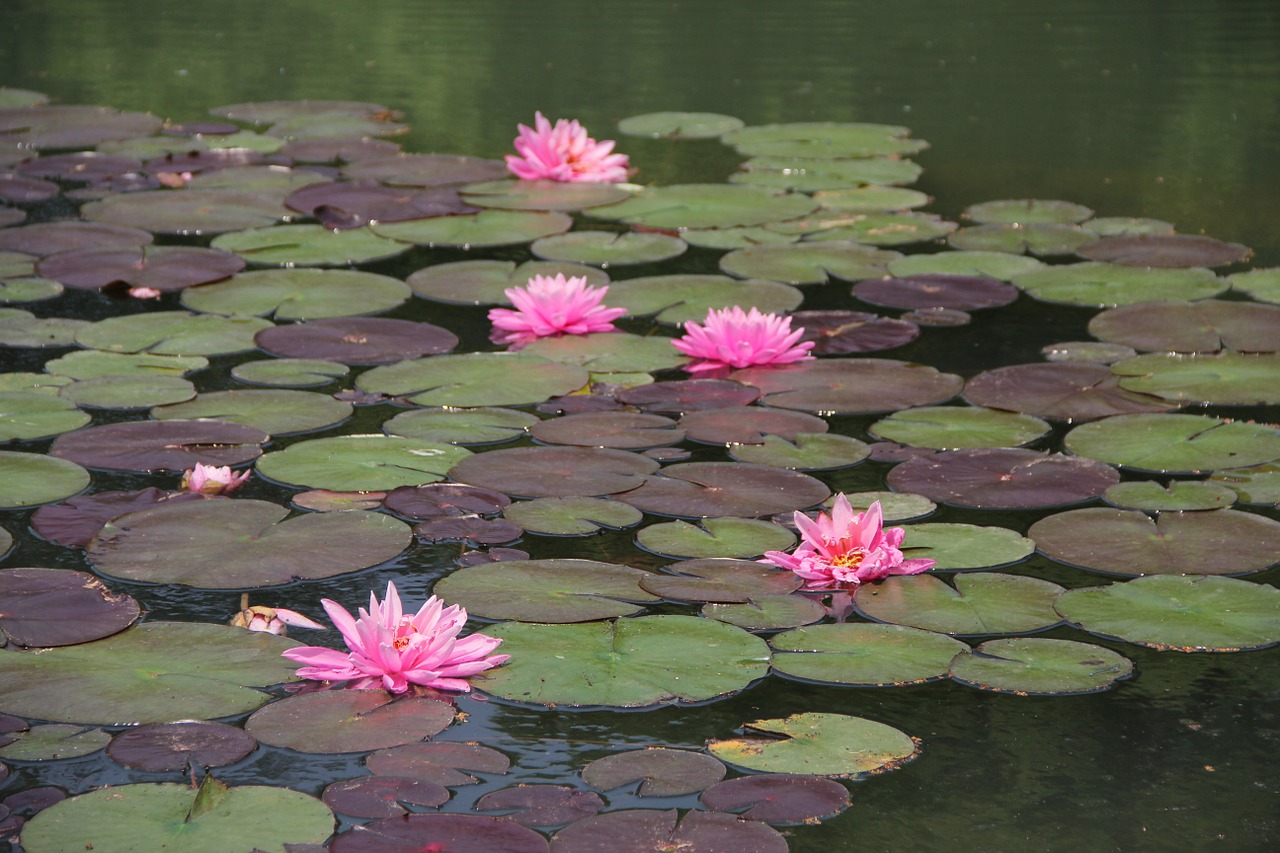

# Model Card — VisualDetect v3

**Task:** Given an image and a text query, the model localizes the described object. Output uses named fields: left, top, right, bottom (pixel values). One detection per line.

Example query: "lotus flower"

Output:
left=671, top=306, right=815, bottom=376
left=488, top=273, right=627, bottom=349
left=180, top=463, right=251, bottom=495
left=231, top=605, right=326, bottom=636
left=505, top=111, right=630, bottom=183
left=281, top=582, right=508, bottom=694
left=128, top=286, right=162, bottom=299
left=762, top=494, right=936, bottom=590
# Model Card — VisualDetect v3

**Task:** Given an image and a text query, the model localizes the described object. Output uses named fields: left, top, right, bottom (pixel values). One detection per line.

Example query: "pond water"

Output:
left=1, top=1, right=1279, bottom=851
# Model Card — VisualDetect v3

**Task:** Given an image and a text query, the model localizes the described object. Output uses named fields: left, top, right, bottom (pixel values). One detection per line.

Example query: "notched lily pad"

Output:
left=37, top=246, right=244, bottom=293
left=870, top=406, right=1050, bottom=450
left=614, top=462, right=830, bottom=519
left=948, top=637, right=1133, bottom=695
left=256, top=434, right=471, bottom=491
left=359, top=352, right=588, bottom=407
left=211, top=223, right=410, bottom=267
left=255, top=316, right=457, bottom=365
left=720, top=241, right=900, bottom=285
left=590, top=183, right=817, bottom=230
left=791, top=309, right=920, bottom=353
left=0, top=451, right=91, bottom=508
left=1103, top=480, right=1237, bottom=512
left=948, top=223, right=1091, bottom=256
left=727, top=432, right=870, bottom=470
left=406, top=258, right=606, bottom=306
left=182, top=268, right=410, bottom=320
left=107, top=721, right=257, bottom=772
left=608, top=274, right=803, bottom=325
left=0, top=568, right=140, bottom=648
left=331, top=812, right=548, bottom=853
left=734, top=359, right=963, bottom=415
left=1011, top=262, right=1225, bottom=307
left=50, top=420, right=265, bottom=472
left=151, top=389, right=352, bottom=436
left=386, top=406, right=537, bottom=446
left=448, top=446, right=657, bottom=498
left=679, top=406, right=827, bottom=446
left=0, top=724, right=110, bottom=761
left=75, top=311, right=272, bottom=357
left=580, top=748, right=726, bottom=797
left=1063, top=413, right=1280, bottom=474
left=1077, top=234, right=1251, bottom=267
left=887, top=448, right=1119, bottom=509
left=636, top=517, right=795, bottom=560
left=963, top=198, right=1093, bottom=225
left=618, top=111, right=745, bottom=138
left=1088, top=299, right=1280, bottom=354
left=322, top=775, right=450, bottom=818
left=639, top=558, right=802, bottom=603
left=853, top=274, right=1018, bottom=311
left=702, top=594, right=828, bottom=631
left=433, top=558, right=658, bottom=623
left=474, top=784, right=603, bottom=827
left=551, top=809, right=785, bottom=853
left=699, top=773, right=851, bottom=825
left=854, top=573, right=1064, bottom=636
left=371, top=209, right=572, bottom=248
left=0, top=391, right=90, bottom=440
left=532, top=231, right=687, bottom=267
left=231, top=357, right=349, bottom=388
left=1110, top=352, right=1280, bottom=406
left=530, top=411, right=684, bottom=450
left=246, top=690, right=455, bottom=753
left=30, top=488, right=204, bottom=548
left=502, top=497, right=643, bottom=536
left=898, top=523, right=1035, bottom=570
left=706, top=712, right=918, bottom=778
left=769, top=622, right=968, bottom=686
left=963, top=362, right=1175, bottom=421
left=366, top=741, right=511, bottom=786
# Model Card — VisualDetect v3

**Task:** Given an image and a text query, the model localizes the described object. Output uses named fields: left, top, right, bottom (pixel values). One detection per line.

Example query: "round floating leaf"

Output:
left=552, top=809, right=785, bottom=853
left=478, top=616, right=770, bottom=707
left=608, top=274, right=803, bottom=325
left=616, top=379, right=761, bottom=414
left=294, top=490, right=388, bottom=512
left=211, top=223, right=409, bottom=266
left=406, top=259, right=607, bottom=306
left=283, top=181, right=474, bottom=228
left=152, top=389, right=351, bottom=436
left=530, top=411, right=683, bottom=450
left=339, top=152, right=509, bottom=186
left=322, top=775, right=450, bottom=819
left=60, top=375, right=196, bottom=410
left=853, top=274, right=1018, bottom=311
left=1111, top=352, right=1280, bottom=405
left=503, top=497, right=643, bottom=536
left=681, top=226, right=797, bottom=250
left=1055, top=575, right=1280, bottom=652
left=0, top=622, right=298, bottom=724
left=590, top=183, right=817, bottom=230
left=702, top=594, right=828, bottom=631
left=639, top=559, right=802, bottom=603
left=723, top=121, right=925, bottom=158
left=0, top=568, right=139, bottom=648
left=963, top=198, right=1093, bottom=225
left=89, top=499, right=410, bottom=587
left=948, top=637, right=1133, bottom=695
left=814, top=184, right=932, bottom=212
left=636, top=517, right=795, bottom=559
left=182, top=268, right=409, bottom=320
left=255, top=316, right=457, bottom=365
left=434, top=559, right=658, bottom=623
left=1088, top=299, right=1280, bottom=353
left=257, top=435, right=471, bottom=491
left=1103, top=480, right=1237, bottom=511
left=870, top=406, right=1049, bottom=450
left=733, top=359, right=963, bottom=414
left=331, top=813, right=548, bottom=853
left=51, top=420, right=266, bottom=472
left=1042, top=340, right=1138, bottom=364
left=0, top=452, right=90, bottom=508
left=842, top=490, right=937, bottom=522
left=386, top=406, right=537, bottom=446
left=948, top=223, right=1092, bottom=256
left=728, top=432, right=870, bottom=470
left=475, top=784, right=603, bottom=827
left=531, top=231, right=687, bottom=267
left=31, top=488, right=206, bottom=548
left=899, top=523, right=1035, bottom=570
left=0, top=391, right=90, bottom=440
left=366, top=741, right=511, bottom=786
left=581, top=748, right=726, bottom=797
left=699, top=773, right=851, bottom=825
left=854, top=573, right=1064, bottom=635
left=81, top=189, right=288, bottom=235
left=0, top=314, right=89, bottom=347
left=246, top=690, right=455, bottom=753
left=0, top=373, right=70, bottom=394
left=372, top=209, right=572, bottom=248
left=460, top=179, right=631, bottom=211
left=790, top=309, right=920, bottom=354
left=769, top=623, right=967, bottom=686
left=1210, top=462, right=1280, bottom=505
left=76, top=311, right=272, bottom=356
left=231, top=357, right=348, bottom=388
left=707, top=712, right=917, bottom=777
left=1063, top=413, right=1280, bottom=474
left=0, top=277, right=62, bottom=303
left=890, top=250, right=1047, bottom=281
left=679, top=406, right=827, bottom=446
left=359, top=352, right=588, bottom=406
left=887, top=448, right=1119, bottom=509
left=448, top=446, right=657, bottom=498
left=107, top=721, right=257, bottom=772
left=414, top=515, right=521, bottom=545
left=1083, top=216, right=1176, bottom=237
left=736, top=155, right=922, bottom=190
left=618, top=111, right=745, bottom=138
left=521, top=332, right=686, bottom=374
left=1077, top=234, right=1251, bottom=267
left=963, top=362, right=1175, bottom=421
left=37, top=246, right=244, bottom=292
left=1228, top=267, right=1280, bottom=304
left=385, top=483, right=511, bottom=520
left=44, top=350, right=209, bottom=379
left=720, top=241, right=899, bottom=285
left=0, top=724, right=110, bottom=761
left=1011, top=262, right=1226, bottom=307
left=1028, top=507, right=1280, bottom=576
left=614, top=462, right=830, bottom=519
left=798, top=211, right=955, bottom=246
left=20, top=781, right=333, bottom=853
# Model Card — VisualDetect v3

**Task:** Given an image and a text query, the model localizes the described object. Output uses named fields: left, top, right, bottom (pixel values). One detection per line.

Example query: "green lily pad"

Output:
left=814, top=185, right=932, bottom=212
left=841, top=490, right=937, bottom=522
left=80, top=189, right=289, bottom=235
left=733, top=359, right=963, bottom=415
left=151, top=389, right=352, bottom=436
left=211, top=224, right=410, bottom=266
left=1078, top=234, right=1251, bottom=268
left=460, top=179, right=632, bottom=211
left=618, top=111, right=745, bottom=138
left=1103, top=480, right=1238, bottom=511
left=854, top=573, right=1065, bottom=635
left=522, top=333, right=685, bottom=374
left=701, top=594, right=829, bottom=631
left=339, top=152, right=508, bottom=187
left=448, top=446, right=658, bottom=498
left=75, top=311, right=272, bottom=356
left=870, top=406, right=1050, bottom=449
left=0, top=452, right=90, bottom=508
left=0, top=253, right=35, bottom=278
left=372, top=209, right=572, bottom=248
left=0, top=723, right=110, bottom=761
left=50, top=420, right=266, bottom=472
left=948, top=223, right=1092, bottom=256
left=1011, top=262, right=1226, bottom=307
left=799, top=211, right=957, bottom=246
left=385, top=406, right=537, bottom=445
left=1087, top=299, right=1280, bottom=353
left=727, top=433, right=871, bottom=470
left=0, top=622, right=298, bottom=723
left=531, top=231, right=687, bottom=266
left=607, top=275, right=803, bottom=325
left=20, top=779, right=333, bottom=853
left=589, top=184, right=817, bottom=230
left=680, top=226, right=798, bottom=250
left=1111, top=352, right=1280, bottom=405
left=0, top=277, right=62, bottom=303
left=733, top=156, right=923, bottom=191
left=230, top=357, right=349, bottom=388
left=0, top=315, right=90, bottom=348
left=888, top=250, right=1044, bottom=280
left=44, top=350, right=209, bottom=379
left=636, top=517, right=795, bottom=559
left=963, top=198, right=1093, bottom=225
left=707, top=712, right=918, bottom=777
left=1041, top=340, right=1138, bottom=364
left=1227, top=266, right=1280, bottom=304
left=638, top=558, right=802, bottom=603
left=1064, top=413, right=1280, bottom=474
left=59, top=376, right=196, bottom=410
left=406, top=259, right=607, bottom=306
left=181, top=268, right=410, bottom=319
left=503, top=497, right=643, bottom=536
left=769, top=623, right=968, bottom=685
left=1210, top=462, right=1280, bottom=505
left=477, top=616, right=770, bottom=708
left=722, top=122, right=927, bottom=158
left=0, top=373, right=70, bottom=394
left=245, top=690, right=455, bottom=753
left=0, top=391, right=90, bottom=439
left=359, top=352, right=588, bottom=407
left=256, top=435, right=472, bottom=491
left=948, top=637, right=1133, bottom=695
left=1083, top=216, right=1176, bottom=238
left=529, top=411, right=682, bottom=450
left=1055, top=574, right=1280, bottom=652
left=435, top=558, right=657, bottom=623
left=88, top=499, right=410, bottom=587
left=963, top=362, right=1175, bottom=421
left=720, top=241, right=900, bottom=285
left=900, top=523, right=1036, bottom=571
left=1028, top=507, right=1280, bottom=577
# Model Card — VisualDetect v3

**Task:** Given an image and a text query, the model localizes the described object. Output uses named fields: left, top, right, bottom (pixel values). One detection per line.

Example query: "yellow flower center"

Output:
left=829, top=548, right=867, bottom=569
left=393, top=636, right=411, bottom=652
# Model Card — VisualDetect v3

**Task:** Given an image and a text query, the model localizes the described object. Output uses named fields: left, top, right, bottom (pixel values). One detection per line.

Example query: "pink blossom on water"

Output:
left=488, top=273, right=627, bottom=349
left=232, top=605, right=326, bottom=636
left=671, top=306, right=815, bottom=376
left=128, top=286, right=163, bottom=299
left=505, top=112, right=630, bottom=183
left=180, top=462, right=251, bottom=496
left=761, top=494, right=936, bottom=590
left=281, top=582, right=508, bottom=694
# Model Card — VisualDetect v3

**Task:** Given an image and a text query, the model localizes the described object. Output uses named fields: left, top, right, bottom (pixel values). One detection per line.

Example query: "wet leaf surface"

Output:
left=448, top=446, right=657, bottom=498
left=474, top=784, right=603, bottom=827
left=255, top=316, right=457, bottom=365
left=552, top=808, right=787, bottom=853
left=246, top=690, right=455, bottom=753
left=106, top=721, right=257, bottom=772
left=331, top=812, right=547, bottom=853
left=708, top=712, right=918, bottom=777
left=0, top=568, right=139, bottom=647
left=733, top=359, right=963, bottom=414
left=854, top=573, right=1064, bottom=635
left=949, top=637, right=1133, bottom=695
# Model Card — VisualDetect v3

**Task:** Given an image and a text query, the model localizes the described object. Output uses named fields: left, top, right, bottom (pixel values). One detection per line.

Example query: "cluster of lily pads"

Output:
left=0, top=91, right=1278, bottom=851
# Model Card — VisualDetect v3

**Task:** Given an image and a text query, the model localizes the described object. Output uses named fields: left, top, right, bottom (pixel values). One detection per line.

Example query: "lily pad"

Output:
left=522, top=332, right=686, bottom=374
left=1228, top=267, right=1280, bottom=304
left=151, top=389, right=351, bottom=436
left=949, top=637, right=1133, bottom=695
left=1011, top=262, right=1226, bottom=307
left=366, top=741, right=511, bottom=785
left=256, top=435, right=471, bottom=491
left=636, top=517, right=795, bottom=559
left=1103, top=480, right=1238, bottom=511
left=386, top=407, right=537, bottom=446
left=580, top=748, right=726, bottom=796
left=246, top=690, right=455, bottom=753
left=75, top=311, right=272, bottom=356
left=899, top=522, right=1036, bottom=570
left=707, top=712, right=917, bottom=777
left=479, top=616, right=770, bottom=707
left=0, top=724, right=110, bottom=761
left=332, top=813, right=548, bottom=853
left=322, top=776, right=450, bottom=819
left=814, top=184, right=932, bottom=211
left=790, top=309, right=920, bottom=353
left=50, top=420, right=266, bottom=472
left=284, top=180, right=475, bottom=227
left=37, top=246, right=245, bottom=293
left=43, top=350, right=209, bottom=379
left=460, top=179, right=632, bottom=211
left=372, top=209, right=572, bottom=248
left=0, top=314, right=89, bottom=347
left=733, top=156, right=923, bottom=191
left=211, top=223, right=410, bottom=266
left=106, top=721, right=257, bottom=772
left=618, top=111, right=745, bottom=138
left=531, top=231, right=687, bottom=266
left=963, top=198, right=1093, bottom=225
left=699, top=773, right=851, bottom=825
left=1055, top=574, right=1280, bottom=652
left=1028, top=507, right=1280, bottom=576
left=614, top=462, right=830, bottom=518
left=1077, top=234, right=1251, bottom=267
left=0, top=452, right=90, bottom=508
left=0, top=391, right=90, bottom=440
left=434, top=559, right=658, bottom=622
left=1088, top=299, right=1280, bottom=353
left=608, top=274, right=803, bottom=325
left=888, top=250, right=1045, bottom=280
left=870, top=406, right=1050, bottom=449
left=1063, top=413, right=1280, bottom=473
left=681, top=226, right=797, bottom=250
left=231, top=357, right=349, bottom=388
left=475, top=784, right=603, bottom=827
left=1111, top=352, right=1280, bottom=405
left=853, top=573, right=1065, bottom=635
left=181, top=268, right=409, bottom=319
left=948, top=223, right=1092, bottom=256
left=733, top=359, right=963, bottom=414
left=727, top=433, right=871, bottom=470
left=616, top=378, right=760, bottom=414
left=853, top=274, right=1019, bottom=311
left=702, top=594, right=828, bottom=631
left=448, top=446, right=657, bottom=498
left=0, top=278, right=62, bottom=303
left=591, top=184, right=818, bottom=231
left=383, top=483, right=510, bottom=520
left=720, top=241, right=899, bottom=285
left=31, top=489, right=206, bottom=548
left=60, top=376, right=196, bottom=410
left=963, top=362, right=1175, bottom=420
left=550, top=809, right=785, bottom=853
left=769, top=623, right=968, bottom=686
left=502, top=497, right=643, bottom=536
left=530, top=411, right=683, bottom=450
left=1041, top=340, right=1138, bottom=364
left=886, top=448, right=1119, bottom=509
left=723, top=121, right=926, bottom=158
left=639, top=558, right=802, bottom=603
left=842, top=490, right=937, bottom=522
left=406, top=259, right=607, bottom=306
left=1210, top=462, right=1280, bottom=505
left=0, top=568, right=140, bottom=648
left=81, top=189, right=289, bottom=235
left=1083, top=216, right=1176, bottom=237
left=256, top=316, right=457, bottom=365
left=359, top=352, right=588, bottom=406
left=679, top=407, right=827, bottom=446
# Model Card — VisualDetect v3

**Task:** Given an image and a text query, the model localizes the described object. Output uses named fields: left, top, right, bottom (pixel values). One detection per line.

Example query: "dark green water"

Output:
left=3, top=1, right=1279, bottom=850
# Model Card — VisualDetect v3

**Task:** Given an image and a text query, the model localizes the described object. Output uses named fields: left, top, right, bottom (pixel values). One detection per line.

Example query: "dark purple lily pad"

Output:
left=448, top=446, right=658, bottom=498
left=963, top=362, right=1176, bottom=420
left=384, top=483, right=511, bottom=520
left=0, top=206, right=23, bottom=227
left=366, top=741, right=511, bottom=786
left=255, top=317, right=458, bottom=365
left=1078, top=234, right=1252, bottom=267
left=0, top=568, right=139, bottom=648
left=0, top=105, right=161, bottom=149
left=733, top=359, right=964, bottom=415
left=331, top=813, right=548, bottom=853
left=341, top=153, right=509, bottom=187
left=414, top=516, right=522, bottom=545
left=530, top=411, right=684, bottom=450
left=322, top=776, right=450, bottom=818
left=80, top=189, right=289, bottom=236
left=292, top=490, right=387, bottom=512
left=1087, top=299, right=1280, bottom=353
left=639, top=558, right=802, bottom=603
left=853, top=273, right=1018, bottom=311
left=887, top=448, right=1120, bottom=509
left=678, top=406, right=827, bottom=445
left=279, top=136, right=403, bottom=164
left=106, top=721, right=257, bottom=772
left=37, top=245, right=244, bottom=293
left=245, top=690, right=455, bottom=753
left=580, top=748, right=726, bottom=797
left=0, top=174, right=57, bottom=203
left=285, top=180, right=477, bottom=228
left=475, top=785, right=603, bottom=827
left=50, top=420, right=265, bottom=472
left=791, top=309, right=920, bottom=353
left=551, top=809, right=787, bottom=853
left=614, top=379, right=760, bottom=413
left=15, top=152, right=143, bottom=184
left=699, top=774, right=851, bottom=824
left=613, top=462, right=830, bottom=518
left=143, top=148, right=268, bottom=178
left=0, top=221, right=152, bottom=259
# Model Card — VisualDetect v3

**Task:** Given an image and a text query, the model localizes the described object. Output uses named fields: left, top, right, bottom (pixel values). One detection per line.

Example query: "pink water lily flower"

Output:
left=128, top=286, right=162, bottom=299
left=488, top=273, right=627, bottom=349
left=762, top=494, right=935, bottom=590
left=231, top=605, right=326, bottom=636
left=281, top=582, right=509, bottom=694
left=671, top=306, right=815, bottom=376
left=180, top=463, right=251, bottom=496
left=505, top=111, right=630, bottom=183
